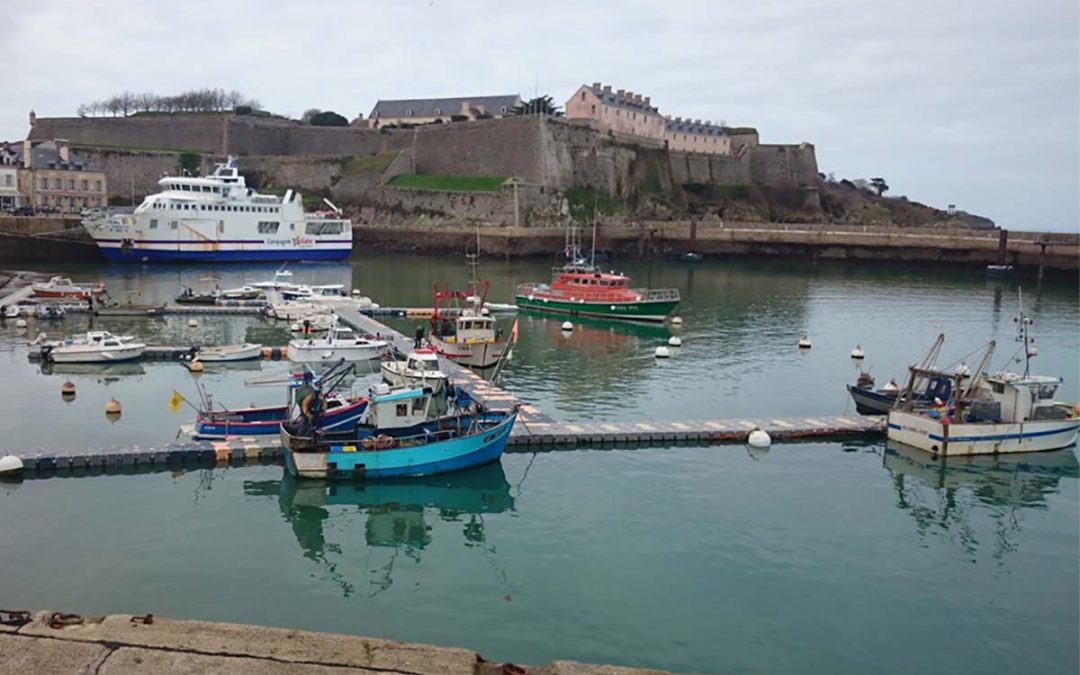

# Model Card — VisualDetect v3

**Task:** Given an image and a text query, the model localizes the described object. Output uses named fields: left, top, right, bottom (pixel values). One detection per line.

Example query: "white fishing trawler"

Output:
left=887, top=292, right=1079, bottom=456
left=82, top=158, right=352, bottom=262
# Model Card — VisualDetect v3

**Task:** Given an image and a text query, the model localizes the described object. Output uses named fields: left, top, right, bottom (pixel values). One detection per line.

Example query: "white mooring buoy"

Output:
left=850, top=344, right=865, bottom=359
left=747, top=426, right=772, bottom=448
left=0, top=455, right=24, bottom=476
left=671, top=316, right=684, bottom=326
left=798, top=336, right=812, bottom=349
left=561, top=321, right=574, bottom=332
left=187, top=318, right=198, bottom=328
left=668, top=336, right=682, bottom=347
left=654, top=346, right=671, bottom=358
left=15, top=319, right=27, bottom=329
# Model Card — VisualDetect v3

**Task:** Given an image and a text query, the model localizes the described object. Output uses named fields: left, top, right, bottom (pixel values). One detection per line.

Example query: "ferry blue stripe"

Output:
left=94, top=238, right=353, bottom=245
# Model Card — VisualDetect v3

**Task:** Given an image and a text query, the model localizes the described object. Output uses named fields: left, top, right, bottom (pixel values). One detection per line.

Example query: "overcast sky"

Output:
left=5, top=0, right=1078, bottom=231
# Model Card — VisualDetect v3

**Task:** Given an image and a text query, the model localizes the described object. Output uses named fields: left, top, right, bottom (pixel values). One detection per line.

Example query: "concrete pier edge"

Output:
left=0, top=609, right=676, bottom=674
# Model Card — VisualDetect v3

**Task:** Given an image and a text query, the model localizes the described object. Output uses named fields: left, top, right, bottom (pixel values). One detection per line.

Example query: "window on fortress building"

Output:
left=581, top=92, right=586, bottom=101
left=80, top=179, right=88, bottom=190
left=591, top=105, right=596, bottom=114
left=40, top=178, right=47, bottom=189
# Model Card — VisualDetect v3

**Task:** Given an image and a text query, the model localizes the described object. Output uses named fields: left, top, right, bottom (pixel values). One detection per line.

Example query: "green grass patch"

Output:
left=72, top=143, right=204, bottom=154
left=343, top=151, right=399, bottom=175
left=259, top=186, right=327, bottom=207
left=387, top=174, right=506, bottom=192
left=565, top=186, right=621, bottom=222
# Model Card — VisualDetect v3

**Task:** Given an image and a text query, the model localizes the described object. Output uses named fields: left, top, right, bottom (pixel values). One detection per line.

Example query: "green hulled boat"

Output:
left=515, top=263, right=680, bottom=322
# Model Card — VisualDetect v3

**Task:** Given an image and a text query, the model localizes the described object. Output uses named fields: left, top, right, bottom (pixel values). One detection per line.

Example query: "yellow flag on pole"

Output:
left=168, top=390, right=185, bottom=413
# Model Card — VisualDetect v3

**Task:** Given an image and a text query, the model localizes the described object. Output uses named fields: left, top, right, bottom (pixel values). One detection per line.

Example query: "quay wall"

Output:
left=0, top=609, right=670, bottom=674
left=352, top=221, right=1079, bottom=274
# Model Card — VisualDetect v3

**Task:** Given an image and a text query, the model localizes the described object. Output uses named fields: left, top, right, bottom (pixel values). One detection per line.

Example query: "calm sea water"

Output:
left=0, top=255, right=1076, bottom=674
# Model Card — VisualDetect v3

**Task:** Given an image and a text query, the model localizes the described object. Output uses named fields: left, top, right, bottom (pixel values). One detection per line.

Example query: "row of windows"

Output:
left=39, top=177, right=103, bottom=191
left=567, top=277, right=627, bottom=287
left=36, top=195, right=101, bottom=208
left=143, top=217, right=341, bottom=237
left=167, top=183, right=224, bottom=194
left=150, top=201, right=280, bottom=214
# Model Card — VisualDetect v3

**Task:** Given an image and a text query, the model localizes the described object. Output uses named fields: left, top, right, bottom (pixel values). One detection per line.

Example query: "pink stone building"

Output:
left=664, top=117, right=732, bottom=156
left=564, top=83, right=664, bottom=141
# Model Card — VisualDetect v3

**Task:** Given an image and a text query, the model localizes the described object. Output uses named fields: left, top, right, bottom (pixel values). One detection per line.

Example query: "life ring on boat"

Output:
left=361, top=436, right=377, bottom=450
left=375, top=434, right=396, bottom=450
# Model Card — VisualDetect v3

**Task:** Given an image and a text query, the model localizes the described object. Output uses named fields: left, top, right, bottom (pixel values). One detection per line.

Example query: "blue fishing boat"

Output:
left=279, top=380, right=518, bottom=479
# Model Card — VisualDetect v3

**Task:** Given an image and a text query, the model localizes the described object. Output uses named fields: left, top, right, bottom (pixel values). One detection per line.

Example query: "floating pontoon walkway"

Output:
left=8, top=413, right=884, bottom=477
left=5, top=300, right=884, bottom=479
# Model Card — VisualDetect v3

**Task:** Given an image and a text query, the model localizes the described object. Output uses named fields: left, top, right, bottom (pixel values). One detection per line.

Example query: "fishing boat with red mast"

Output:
left=515, top=225, right=680, bottom=322
left=428, top=280, right=507, bottom=368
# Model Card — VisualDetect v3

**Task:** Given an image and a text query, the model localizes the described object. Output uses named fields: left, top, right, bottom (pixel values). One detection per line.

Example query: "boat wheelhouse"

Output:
left=82, top=158, right=352, bottom=262
left=427, top=281, right=506, bottom=369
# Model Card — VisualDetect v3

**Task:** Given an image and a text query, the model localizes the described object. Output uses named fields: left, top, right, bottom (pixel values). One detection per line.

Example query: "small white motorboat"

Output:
left=31, top=276, right=105, bottom=300
left=288, top=325, right=388, bottom=363
left=217, top=285, right=263, bottom=301
left=41, top=331, right=146, bottom=363
left=289, top=313, right=336, bottom=334
left=266, top=301, right=320, bottom=321
left=250, top=267, right=298, bottom=291
left=196, top=343, right=264, bottom=362
left=380, top=348, right=448, bottom=393
left=281, top=284, right=347, bottom=302
left=3, top=305, right=20, bottom=318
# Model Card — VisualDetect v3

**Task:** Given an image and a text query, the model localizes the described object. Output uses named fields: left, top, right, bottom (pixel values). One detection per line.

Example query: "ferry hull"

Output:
left=97, top=245, right=350, bottom=263
left=887, top=410, right=1080, bottom=456
left=514, top=294, right=678, bottom=322
left=284, top=412, right=516, bottom=479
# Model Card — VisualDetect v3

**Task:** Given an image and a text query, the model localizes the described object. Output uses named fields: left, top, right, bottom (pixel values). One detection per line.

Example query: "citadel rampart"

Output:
left=30, top=114, right=819, bottom=206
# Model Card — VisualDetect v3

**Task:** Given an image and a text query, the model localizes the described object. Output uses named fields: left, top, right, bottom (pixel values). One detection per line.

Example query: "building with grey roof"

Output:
left=6, top=139, right=108, bottom=213
left=369, top=95, right=523, bottom=127
left=565, top=83, right=665, bottom=141
left=664, top=117, right=733, bottom=156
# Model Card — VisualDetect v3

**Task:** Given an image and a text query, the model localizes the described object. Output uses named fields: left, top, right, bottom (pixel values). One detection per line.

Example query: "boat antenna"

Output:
left=590, top=194, right=598, bottom=269
left=1014, top=287, right=1035, bottom=377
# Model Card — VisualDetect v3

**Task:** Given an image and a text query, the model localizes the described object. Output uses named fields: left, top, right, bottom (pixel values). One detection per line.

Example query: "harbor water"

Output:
left=0, top=254, right=1077, bottom=674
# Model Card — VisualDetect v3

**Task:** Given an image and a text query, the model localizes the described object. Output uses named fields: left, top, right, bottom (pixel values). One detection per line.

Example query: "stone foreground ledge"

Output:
left=0, top=610, right=676, bottom=675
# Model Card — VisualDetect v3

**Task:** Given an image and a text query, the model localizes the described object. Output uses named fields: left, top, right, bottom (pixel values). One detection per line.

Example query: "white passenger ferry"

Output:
left=83, top=158, right=352, bottom=262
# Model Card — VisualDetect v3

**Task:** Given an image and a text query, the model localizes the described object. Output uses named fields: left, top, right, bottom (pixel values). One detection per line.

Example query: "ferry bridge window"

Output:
left=149, top=219, right=158, bottom=229
left=170, top=221, right=178, bottom=229
left=257, top=221, right=279, bottom=234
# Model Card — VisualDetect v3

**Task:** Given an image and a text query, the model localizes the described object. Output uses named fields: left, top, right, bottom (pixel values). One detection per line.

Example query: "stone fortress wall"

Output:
left=27, top=113, right=819, bottom=222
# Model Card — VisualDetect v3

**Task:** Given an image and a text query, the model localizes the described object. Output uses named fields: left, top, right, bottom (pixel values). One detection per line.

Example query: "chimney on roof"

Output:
left=616, top=89, right=625, bottom=98
left=602, top=85, right=612, bottom=94
left=675, top=117, right=682, bottom=123
left=22, top=139, right=31, bottom=169
left=459, top=100, right=472, bottom=117
left=57, top=138, right=70, bottom=163
left=693, top=119, right=700, bottom=125
left=626, top=91, right=634, bottom=102
left=633, top=94, right=642, bottom=104
left=592, top=81, right=601, bottom=90
left=644, top=96, right=651, bottom=107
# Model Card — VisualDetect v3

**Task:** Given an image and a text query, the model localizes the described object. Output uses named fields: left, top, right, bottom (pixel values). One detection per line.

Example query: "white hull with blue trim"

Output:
left=83, top=158, right=351, bottom=263
left=888, top=410, right=1079, bottom=456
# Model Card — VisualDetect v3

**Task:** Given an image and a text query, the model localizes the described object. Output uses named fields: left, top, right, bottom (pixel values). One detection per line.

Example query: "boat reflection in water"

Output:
left=243, top=462, right=514, bottom=596
left=39, top=361, right=146, bottom=378
left=883, top=440, right=1079, bottom=561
